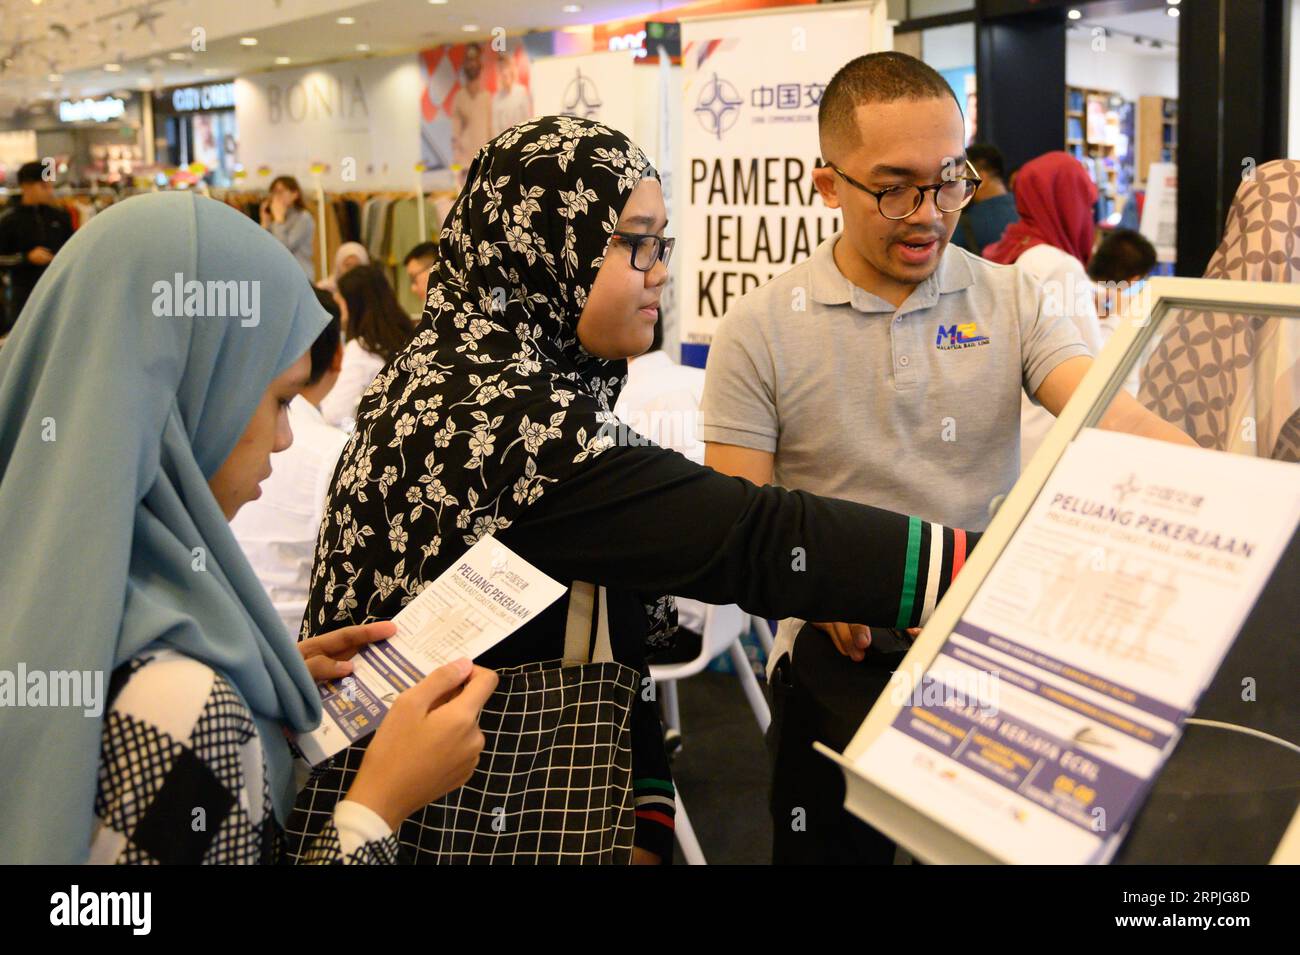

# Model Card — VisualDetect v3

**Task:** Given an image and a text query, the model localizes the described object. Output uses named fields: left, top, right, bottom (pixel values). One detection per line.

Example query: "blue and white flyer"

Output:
left=296, top=536, right=566, bottom=765
left=856, top=429, right=1300, bottom=863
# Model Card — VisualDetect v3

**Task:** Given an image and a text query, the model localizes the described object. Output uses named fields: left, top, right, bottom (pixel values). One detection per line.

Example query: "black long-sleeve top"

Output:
left=0, top=201, right=73, bottom=303
left=482, top=441, right=976, bottom=671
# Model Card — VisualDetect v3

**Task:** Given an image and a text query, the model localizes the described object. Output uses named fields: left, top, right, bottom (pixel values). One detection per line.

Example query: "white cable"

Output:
left=1184, top=718, right=1300, bottom=756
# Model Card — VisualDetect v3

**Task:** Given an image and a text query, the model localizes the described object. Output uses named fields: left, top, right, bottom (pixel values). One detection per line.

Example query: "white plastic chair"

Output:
left=650, top=603, right=773, bottom=864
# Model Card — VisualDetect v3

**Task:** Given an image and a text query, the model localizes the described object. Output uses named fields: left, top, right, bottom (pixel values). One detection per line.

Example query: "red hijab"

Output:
left=983, top=151, right=1098, bottom=266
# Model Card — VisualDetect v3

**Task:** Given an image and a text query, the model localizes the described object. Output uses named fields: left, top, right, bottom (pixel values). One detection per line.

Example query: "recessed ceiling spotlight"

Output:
left=275, top=56, right=291, bottom=65
left=337, top=16, right=355, bottom=25
left=563, top=4, right=582, bottom=11
left=1167, top=6, right=1179, bottom=16
left=167, top=52, right=188, bottom=61
left=428, top=0, right=448, bottom=4
left=356, top=43, right=370, bottom=52
left=240, top=37, right=258, bottom=47
left=103, top=62, right=121, bottom=72
left=1067, top=8, right=1082, bottom=20
left=463, top=24, right=479, bottom=32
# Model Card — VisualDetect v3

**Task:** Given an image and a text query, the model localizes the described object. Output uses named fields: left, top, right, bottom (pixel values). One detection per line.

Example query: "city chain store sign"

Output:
left=167, top=82, right=236, bottom=113
left=235, top=54, right=424, bottom=189
left=677, top=0, right=890, bottom=364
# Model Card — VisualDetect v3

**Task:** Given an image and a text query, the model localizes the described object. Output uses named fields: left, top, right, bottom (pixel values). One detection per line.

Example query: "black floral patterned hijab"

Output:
left=306, top=116, right=675, bottom=638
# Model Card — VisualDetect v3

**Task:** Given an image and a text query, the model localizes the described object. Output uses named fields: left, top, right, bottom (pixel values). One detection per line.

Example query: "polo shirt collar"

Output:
left=810, top=231, right=976, bottom=313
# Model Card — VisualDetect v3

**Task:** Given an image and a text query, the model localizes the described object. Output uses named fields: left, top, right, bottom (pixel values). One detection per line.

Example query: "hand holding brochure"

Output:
left=296, top=536, right=566, bottom=765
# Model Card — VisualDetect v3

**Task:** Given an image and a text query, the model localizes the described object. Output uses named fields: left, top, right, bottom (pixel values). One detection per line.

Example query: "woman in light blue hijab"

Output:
left=0, top=192, right=494, bottom=864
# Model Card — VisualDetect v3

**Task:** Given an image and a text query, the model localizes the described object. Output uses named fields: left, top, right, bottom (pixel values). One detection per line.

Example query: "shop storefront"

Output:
left=152, top=81, right=240, bottom=188
left=0, top=92, right=146, bottom=188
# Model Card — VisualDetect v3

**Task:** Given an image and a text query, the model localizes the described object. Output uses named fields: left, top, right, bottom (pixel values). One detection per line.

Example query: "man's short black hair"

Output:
left=1088, top=229, right=1157, bottom=283
left=16, top=161, right=47, bottom=185
left=309, top=287, right=343, bottom=385
left=965, top=144, right=1006, bottom=182
left=818, top=52, right=962, bottom=156
left=403, top=241, right=439, bottom=267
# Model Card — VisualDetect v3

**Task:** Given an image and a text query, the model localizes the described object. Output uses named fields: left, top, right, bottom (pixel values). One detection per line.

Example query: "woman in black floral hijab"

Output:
left=293, top=116, right=981, bottom=864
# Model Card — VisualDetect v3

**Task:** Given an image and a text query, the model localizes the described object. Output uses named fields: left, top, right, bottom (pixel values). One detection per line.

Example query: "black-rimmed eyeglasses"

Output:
left=611, top=230, right=675, bottom=272
left=827, top=160, right=982, bottom=220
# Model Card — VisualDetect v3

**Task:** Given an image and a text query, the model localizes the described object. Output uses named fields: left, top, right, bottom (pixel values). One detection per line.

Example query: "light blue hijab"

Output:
left=0, top=192, right=328, bottom=863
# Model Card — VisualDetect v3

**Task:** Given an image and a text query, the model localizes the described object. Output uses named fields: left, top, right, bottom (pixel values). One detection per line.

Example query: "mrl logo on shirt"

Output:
left=935, top=323, right=990, bottom=350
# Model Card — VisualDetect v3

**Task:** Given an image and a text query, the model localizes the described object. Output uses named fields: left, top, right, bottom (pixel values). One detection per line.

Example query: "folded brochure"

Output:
left=295, top=535, right=566, bottom=765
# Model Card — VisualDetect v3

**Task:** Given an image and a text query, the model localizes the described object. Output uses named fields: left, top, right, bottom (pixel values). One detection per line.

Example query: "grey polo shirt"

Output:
left=700, top=232, right=1092, bottom=532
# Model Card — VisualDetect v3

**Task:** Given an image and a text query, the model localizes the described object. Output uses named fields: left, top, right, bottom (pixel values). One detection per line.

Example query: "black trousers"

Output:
left=767, top=622, right=905, bottom=865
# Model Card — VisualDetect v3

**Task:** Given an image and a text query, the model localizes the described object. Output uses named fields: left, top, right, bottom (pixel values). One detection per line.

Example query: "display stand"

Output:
left=415, top=163, right=427, bottom=242
left=819, top=276, right=1300, bottom=864
left=311, top=167, right=327, bottom=281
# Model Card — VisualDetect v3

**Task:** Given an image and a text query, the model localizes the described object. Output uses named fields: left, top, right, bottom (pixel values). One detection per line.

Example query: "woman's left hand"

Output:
left=297, top=621, right=397, bottom=683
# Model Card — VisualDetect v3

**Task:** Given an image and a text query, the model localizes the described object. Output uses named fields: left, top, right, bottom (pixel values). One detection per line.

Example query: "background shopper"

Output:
left=950, top=143, right=1018, bottom=255
left=0, top=160, right=73, bottom=335
left=321, top=262, right=418, bottom=429
left=261, top=174, right=316, bottom=279
left=984, top=150, right=1106, bottom=466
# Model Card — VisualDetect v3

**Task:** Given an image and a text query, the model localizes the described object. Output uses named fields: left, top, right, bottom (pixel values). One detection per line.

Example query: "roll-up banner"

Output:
left=678, top=1, right=891, bottom=367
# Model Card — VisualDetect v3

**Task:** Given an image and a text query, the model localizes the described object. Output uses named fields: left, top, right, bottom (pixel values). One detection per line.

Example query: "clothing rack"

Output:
left=209, top=186, right=456, bottom=311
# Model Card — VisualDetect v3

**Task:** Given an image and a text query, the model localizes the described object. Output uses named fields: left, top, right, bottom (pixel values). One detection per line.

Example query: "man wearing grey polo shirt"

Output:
left=701, top=52, right=1190, bottom=865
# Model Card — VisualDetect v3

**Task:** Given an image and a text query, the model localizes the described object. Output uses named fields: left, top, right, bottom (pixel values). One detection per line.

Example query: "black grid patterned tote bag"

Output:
left=410, top=582, right=639, bottom=863
left=288, top=582, right=640, bottom=864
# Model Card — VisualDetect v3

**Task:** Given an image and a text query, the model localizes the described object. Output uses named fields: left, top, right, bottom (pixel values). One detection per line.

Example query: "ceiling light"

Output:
left=563, top=3, right=582, bottom=11
left=428, top=0, right=448, bottom=4
left=1166, top=0, right=1181, bottom=6
left=462, top=24, right=479, bottom=32
left=103, top=63, right=121, bottom=72
left=47, top=72, right=62, bottom=82
left=356, top=43, right=370, bottom=52
left=1167, top=6, right=1179, bottom=16
left=275, top=56, right=291, bottom=65
left=337, top=16, right=355, bottom=25
left=1067, top=8, right=1081, bottom=20
left=239, top=37, right=258, bottom=47
left=167, top=52, right=188, bottom=61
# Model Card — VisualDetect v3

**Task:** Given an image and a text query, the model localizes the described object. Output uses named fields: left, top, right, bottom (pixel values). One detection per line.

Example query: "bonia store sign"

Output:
left=265, top=74, right=369, bottom=124
left=235, top=55, right=422, bottom=188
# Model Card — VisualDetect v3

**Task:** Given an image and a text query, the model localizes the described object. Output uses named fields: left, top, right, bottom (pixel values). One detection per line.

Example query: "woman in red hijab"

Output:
left=984, top=151, right=1098, bottom=266
left=985, top=151, right=1105, bottom=467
